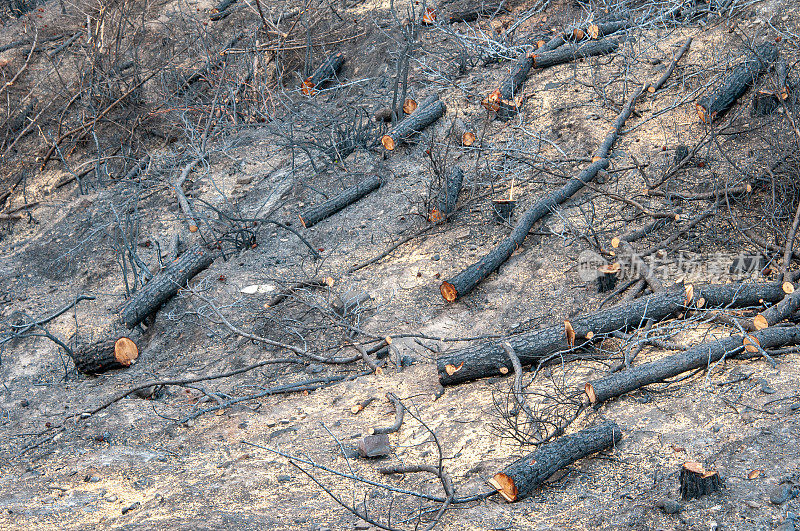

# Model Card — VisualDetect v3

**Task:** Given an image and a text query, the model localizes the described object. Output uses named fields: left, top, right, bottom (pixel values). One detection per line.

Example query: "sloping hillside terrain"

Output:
left=0, top=0, right=799, bottom=528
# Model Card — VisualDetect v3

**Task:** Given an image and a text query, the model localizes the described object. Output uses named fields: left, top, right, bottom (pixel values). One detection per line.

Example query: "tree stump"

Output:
left=680, top=461, right=723, bottom=499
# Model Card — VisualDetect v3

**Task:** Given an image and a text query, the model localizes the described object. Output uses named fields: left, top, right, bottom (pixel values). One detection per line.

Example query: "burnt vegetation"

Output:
left=2, top=0, right=800, bottom=528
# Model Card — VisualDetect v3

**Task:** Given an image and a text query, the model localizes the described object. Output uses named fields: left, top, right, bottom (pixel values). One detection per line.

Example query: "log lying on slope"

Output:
left=531, top=38, right=620, bottom=69
left=74, top=333, right=140, bottom=374
left=441, top=85, right=643, bottom=303
left=429, top=167, right=464, bottom=223
left=302, top=52, right=345, bottom=95
left=437, top=280, right=791, bottom=385
left=753, top=282, right=800, bottom=329
left=298, top=174, right=382, bottom=228
left=121, top=245, right=215, bottom=328
left=489, top=421, right=622, bottom=502
left=587, top=19, right=631, bottom=40
left=381, top=95, right=445, bottom=150
left=584, top=325, right=800, bottom=404
left=448, top=3, right=506, bottom=23
left=696, top=42, right=777, bottom=123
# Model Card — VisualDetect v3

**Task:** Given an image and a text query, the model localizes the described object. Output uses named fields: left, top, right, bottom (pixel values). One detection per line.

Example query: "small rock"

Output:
left=770, top=483, right=798, bottom=504
left=121, top=501, right=140, bottom=515
left=85, top=475, right=101, bottom=483
left=19, top=399, right=29, bottom=407
left=358, top=434, right=391, bottom=458
left=759, top=379, right=776, bottom=394
left=656, top=498, right=682, bottom=514
left=305, top=364, right=325, bottom=374
left=400, top=355, right=415, bottom=367
left=277, top=474, right=292, bottom=484
left=431, top=254, right=440, bottom=261
left=777, top=516, right=796, bottom=531
left=790, top=402, right=800, bottom=411
left=105, top=495, right=118, bottom=503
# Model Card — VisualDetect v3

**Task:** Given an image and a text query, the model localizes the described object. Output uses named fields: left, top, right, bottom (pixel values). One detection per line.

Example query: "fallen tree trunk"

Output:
left=302, top=51, right=345, bottom=96
left=266, top=276, right=335, bottom=307
left=695, top=42, right=777, bottom=123
left=531, top=39, right=620, bottom=69
left=210, top=0, right=238, bottom=20
left=298, top=174, right=382, bottom=228
left=74, top=329, right=140, bottom=374
left=489, top=421, right=622, bottom=502
left=441, top=85, right=643, bottom=303
left=381, top=95, right=445, bottom=150
left=121, top=245, right=215, bottom=328
left=448, top=3, right=506, bottom=23
left=437, top=281, right=791, bottom=385
left=613, top=239, right=665, bottom=293
left=429, top=167, right=464, bottom=223
left=587, top=19, right=631, bottom=40
left=647, top=36, right=692, bottom=93
left=584, top=325, right=800, bottom=404
left=753, top=282, right=800, bottom=329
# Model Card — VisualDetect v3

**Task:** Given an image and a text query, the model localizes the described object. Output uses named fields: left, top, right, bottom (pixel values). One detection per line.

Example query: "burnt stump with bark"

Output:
left=680, top=462, right=723, bottom=499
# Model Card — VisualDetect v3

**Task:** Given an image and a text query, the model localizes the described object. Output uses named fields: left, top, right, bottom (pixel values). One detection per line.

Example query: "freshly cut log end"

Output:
left=491, top=421, right=622, bottom=502
left=301, top=79, right=315, bottom=96
left=680, top=462, right=723, bottom=500
left=403, top=98, right=417, bottom=114
left=422, top=7, right=436, bottom=24
left=611, top=236, right=621, bottom=248
left=783, top=281, right=795, bottom=294
left=381, top=135, right=395, bottom=151
left=585, top=382, right=598, bottom=404
left=753, top=314, right=769, bottom=330
left=440, top=281, right=458, bottom=302
left=488, top=473, right=518, bottom=502
left=696, top=103, right=713, bottom=124
left=74, top=334, right=140, bottom=374
left=444, top=362, right=463, bottom=376
left=564, top=320, right=575, bottom=347
left=743, top=335, right=760, bottom=353
left=462, top=131, right=476, bottom=146
left=114, top=337, right=139, bottom=366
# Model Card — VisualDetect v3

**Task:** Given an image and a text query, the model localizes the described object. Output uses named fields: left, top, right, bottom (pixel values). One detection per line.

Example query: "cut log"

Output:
left=121, top=245, right=215, bottom=328
left=680, top=462, right=723, bottom=500
left=451, top=118, right=476, bottom=146
left=584, top=325, right=800, bottom=404
left=301, top=51, right=345, bottom=96
left=402, top=98, right=418, bottom=114
left=381, top=95, right=445, bottom=150
left=481, top=53, right=535, bottom=117
left=695, top=42, right=777, bottom=123
left=442, top=85, right=643, bottom=303
left=429, top=167, right=464, bottom=223
left=438, top=281, right=792, bottom=385
left=531, top=39, right=620, bottom=69
left=597, top=263, right=621, bottom=292
left=448, top=3, right=506, bottom=23
left=298, top=174, right=381, bottom=228
left=72, top=330, right=139, bottom=374
left=587, top=19, right=631, bottom=40
left=753, top=283, right=800, bottom=330
left=489, top=421, right=622, bottom=502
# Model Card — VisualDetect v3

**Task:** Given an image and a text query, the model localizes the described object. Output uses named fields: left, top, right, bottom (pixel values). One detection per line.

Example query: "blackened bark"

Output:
left=532, top=39, right=620, bottom=69
left=680, top=462, right=723, bottom=500
left=437, top=281, right=791, bottom=385
left=587, top=20, right=631, bottom=39
left=448, top=3, right=505, bottom=23
left=430, top=167, right=464, bottom=223
left=696, top=42, right=777, bottom=123
left=489, top=421, right=622, bottom=502
left=121, top=245, right=215, bottom=328
left=381, top=96, right=445, bottom=150
left=302, top=52, right=345, bottom=95
left=585, top=325, right=800, bottom=404
left=298, top=174, right=382, bottom=228
left=74, top=326, right=140, bottom=374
